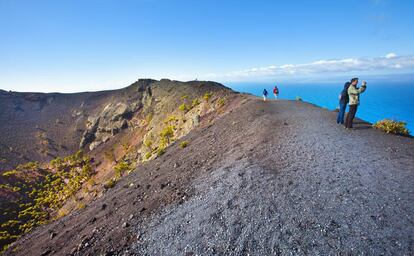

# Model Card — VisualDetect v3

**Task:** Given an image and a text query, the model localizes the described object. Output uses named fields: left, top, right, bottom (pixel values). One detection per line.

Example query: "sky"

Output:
left=0, top=0, right=414, bottom=92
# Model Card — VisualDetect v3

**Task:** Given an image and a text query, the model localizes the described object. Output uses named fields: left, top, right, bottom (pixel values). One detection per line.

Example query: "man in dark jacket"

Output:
left=263, top=89, right=268, bottom=101
left=337, top=80, right=351, bottom=124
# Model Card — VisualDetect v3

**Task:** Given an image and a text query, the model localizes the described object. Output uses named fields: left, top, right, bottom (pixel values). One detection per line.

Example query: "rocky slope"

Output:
left=0, top=79, right=230, bottom=171
left=0, top=79, right=235, bottom=252
left=4, top=97, right=414, bottom=255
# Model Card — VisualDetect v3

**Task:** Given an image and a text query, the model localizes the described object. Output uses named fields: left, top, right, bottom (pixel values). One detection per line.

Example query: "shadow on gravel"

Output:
left=353, top=126, right=372, bottom=130
left=353, top=121, right=371, bottom=125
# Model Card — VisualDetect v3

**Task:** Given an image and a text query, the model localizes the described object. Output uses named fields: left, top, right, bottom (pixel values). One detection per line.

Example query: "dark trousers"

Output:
left=345, top=105, right=358, bottom=128
left=337, top=102, right=347, bottom=124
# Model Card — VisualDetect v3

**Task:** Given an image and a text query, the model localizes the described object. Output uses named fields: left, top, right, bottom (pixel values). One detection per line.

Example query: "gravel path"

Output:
left=131, top=99, right=414, bottom=255
left=6, top=97, right=414, bottom=255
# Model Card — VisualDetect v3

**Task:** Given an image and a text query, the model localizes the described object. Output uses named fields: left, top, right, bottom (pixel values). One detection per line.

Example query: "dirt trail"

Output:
left=7, top=97, right=414, bottom=255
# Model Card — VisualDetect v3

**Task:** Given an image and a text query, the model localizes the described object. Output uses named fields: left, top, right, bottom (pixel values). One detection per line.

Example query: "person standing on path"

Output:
left=345, top=78, right=367, bottom=129
left=337, top=80, right=351, bottom=124
left=263, top=89, right=268, bottom=101
left=273, top=85, right=279, bottom=99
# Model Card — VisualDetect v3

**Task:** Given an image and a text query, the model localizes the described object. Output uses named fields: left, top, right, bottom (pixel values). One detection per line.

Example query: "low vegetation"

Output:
left=217, top=97, right=226, bottom=107
left=192, top=98, right=200, bottom=107
left=179, top=141, right=189, bottom=148
left=157, top=147, right=166, bottom=156
left=104, top=178, right=117, bottom=189
left=145, top=152, right=152, bottom=160
left=160, top=126, right=175, bottom=146
left=77, top=202, right=86, bottom=210
left=204, top=92, right=212, bottom=101
left=113, top=160, right=132, bottom=178
left=2, top=170, right=18, bottom=177
left=179, top=103, right=190, bottom=113
left=0, top=151, right=93, bottom=253
left=296, top=96, right=303, bottom=101
left=164, top=115, right=179, bottom=125
left=373, top=119, right=410, bottom=136
left=0, top=80, right=233, bottom=253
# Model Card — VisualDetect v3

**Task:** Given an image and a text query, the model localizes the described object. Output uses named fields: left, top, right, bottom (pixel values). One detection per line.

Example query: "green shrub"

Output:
left=50, top=157, right=63, bottom=168
left=56, top=208, right=69, bottom=219
left=0, top=220, right=20, bottom=228
left=192, top=98, right=200, bottom=107
left=145, top=152, right=152, bottom=160
left=179, top=141, right=189, bottom=148
left=0, top=230, right=20, bottom=253
left=77, top=202, right=86, bottom=210
left=81, top=163, right=93, bottom=177
left=75, top=150, right=83, bottom=160
left=16, top=161, right=39, bottom=171
left=164, top=115, right=179, bottom=124
left=104, top=179, right=117, bottom=189
left=2, top=170, right=17, bottom=177
left=114, top=161, right=131, bottom=178
left=179, top=103, right=190, bottom=112
left=373, top=119, right=410, bottom=136
left=157, top=147, right=166, bottom=156
left=217, top=97, right=226, bottom=107
left=203, top=92, right=212, bottom=101
left=144, top=138, right=153, bottom=148
left=160, top=126, right=175, bottom=145
left=296, top=96, right=302, bottom=101
left=11, top=186, right=21, bottom=192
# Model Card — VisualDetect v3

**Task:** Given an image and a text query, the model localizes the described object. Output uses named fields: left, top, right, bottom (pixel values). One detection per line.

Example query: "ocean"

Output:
left=227, top=82, right=414, bottom=133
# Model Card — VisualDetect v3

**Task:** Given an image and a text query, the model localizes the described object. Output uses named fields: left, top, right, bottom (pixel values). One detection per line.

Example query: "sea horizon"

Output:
left=227, top=82, right=414, bottom=133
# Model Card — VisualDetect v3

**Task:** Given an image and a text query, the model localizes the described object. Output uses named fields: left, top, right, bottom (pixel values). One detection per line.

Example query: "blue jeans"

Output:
left=337, top=102, right=347, bottom=124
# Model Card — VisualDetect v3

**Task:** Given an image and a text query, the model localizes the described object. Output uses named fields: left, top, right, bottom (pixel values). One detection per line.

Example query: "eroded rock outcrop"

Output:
left=80, top=102, right=142, bottom=150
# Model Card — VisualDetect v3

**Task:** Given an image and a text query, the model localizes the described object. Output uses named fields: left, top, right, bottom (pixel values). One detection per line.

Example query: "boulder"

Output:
left=89, top=141, right=102, bottom=151
left=192, top=115, right=200, bottom=126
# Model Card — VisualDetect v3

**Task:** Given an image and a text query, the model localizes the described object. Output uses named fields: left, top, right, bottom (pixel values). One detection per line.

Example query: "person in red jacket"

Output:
left=273, top=85, right=279, bottom=99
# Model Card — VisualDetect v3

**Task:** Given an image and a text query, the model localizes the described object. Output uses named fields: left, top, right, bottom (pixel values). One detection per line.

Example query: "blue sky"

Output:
left=0, top=0, right=413, bottom=92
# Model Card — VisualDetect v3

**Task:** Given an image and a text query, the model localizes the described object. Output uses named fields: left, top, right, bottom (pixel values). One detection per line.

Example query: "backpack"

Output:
left=340, top=82, right=350, bottom=103
left=273, top=87, right=278, bottom=94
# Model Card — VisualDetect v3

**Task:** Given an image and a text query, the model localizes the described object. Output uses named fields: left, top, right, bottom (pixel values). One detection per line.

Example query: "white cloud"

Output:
left=385, top=52, right=397, bottom=59
left=204, top=53, right=414, bottom=81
